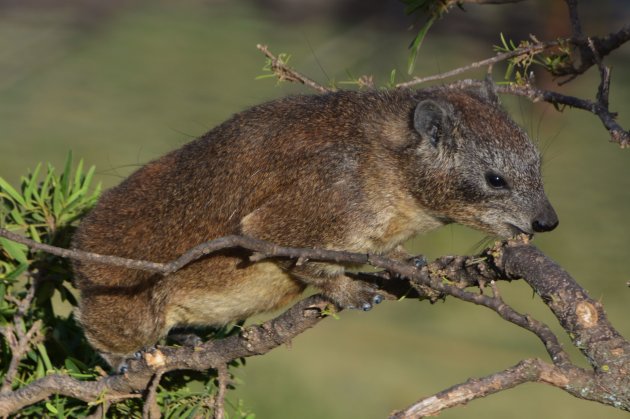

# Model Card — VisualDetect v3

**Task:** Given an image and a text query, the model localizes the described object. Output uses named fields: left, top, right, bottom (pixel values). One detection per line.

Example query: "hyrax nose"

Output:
left=532, top=207, right=559, bottom=233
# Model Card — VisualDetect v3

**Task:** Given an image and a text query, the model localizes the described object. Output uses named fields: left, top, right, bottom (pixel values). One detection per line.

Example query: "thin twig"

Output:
left=496, top=82, right=629, bottom=147
left=442, top=79, right=629, bottom=147
left=397, top=23, right=629, bottom=88
left=587, top=37, right=611, bottom=109
left=256, top=44, right=333, bottom=93
left=0, top=276, right=43, bottom=393
left=413, top=258, right=572, bottom=367
left=213, top=364, right=229, bottom=419
left=0, top=228, right=167, bottom=273
left=396, top=41, right=554, bottom=88
left=142, top=370, right=164, bottom=419
left=390, top=358, right=585, bottom=418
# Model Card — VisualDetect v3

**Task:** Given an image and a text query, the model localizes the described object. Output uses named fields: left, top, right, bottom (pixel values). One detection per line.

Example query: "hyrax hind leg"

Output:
left=76, top=287, right=167, bottom=369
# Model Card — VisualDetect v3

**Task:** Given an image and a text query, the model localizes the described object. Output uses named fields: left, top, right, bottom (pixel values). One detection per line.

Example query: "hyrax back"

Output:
left=72, top=85, right=557, bottom=367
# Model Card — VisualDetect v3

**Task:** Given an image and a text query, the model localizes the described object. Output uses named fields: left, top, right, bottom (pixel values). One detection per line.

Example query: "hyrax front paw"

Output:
left=324, top=277, right=384, bottom=312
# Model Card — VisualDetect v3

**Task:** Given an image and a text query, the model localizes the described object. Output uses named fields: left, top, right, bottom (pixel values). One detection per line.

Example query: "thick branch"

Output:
left=562, top=24, right=630, bottom=77
left=495, top=243, right=630, bottom=372
left=392, top=240, right=630, bottom=417
left=0, top=295, right=333, bottom=415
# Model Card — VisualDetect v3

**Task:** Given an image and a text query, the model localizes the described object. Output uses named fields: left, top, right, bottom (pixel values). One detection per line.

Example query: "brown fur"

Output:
left=72, top=86, right=558, bottom=367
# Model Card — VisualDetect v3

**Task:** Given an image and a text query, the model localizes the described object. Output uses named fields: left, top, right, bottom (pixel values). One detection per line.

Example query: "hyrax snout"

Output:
left=72, top=84, right=558, bottom=367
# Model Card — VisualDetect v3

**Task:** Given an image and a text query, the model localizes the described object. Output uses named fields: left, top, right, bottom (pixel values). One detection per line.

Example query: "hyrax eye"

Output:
left=485, top=172, right=509, bottom=189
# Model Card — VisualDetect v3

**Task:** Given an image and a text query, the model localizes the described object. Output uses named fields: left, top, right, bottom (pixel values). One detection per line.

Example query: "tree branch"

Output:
left=395, top=41, right=554, bottom=88
left=0, top=227, right=167, bottom=273
left=0, top=294, right=334, bottom=415
left=0, top=276, right=44, bottom=393
left=142, top=370, right=164, bottom=419
left=495, top=242, right=630, bottom=372
left=0, top=231, right=629, bottom=415
left=395, top=24, right=630, bottom=88
left=441, top=78, right=629, bottom=148
left=391, top=359, right=574, bottom=418
left=405, top=251, right=572, bottom=367
left=498, top=82, right=628, bottom=147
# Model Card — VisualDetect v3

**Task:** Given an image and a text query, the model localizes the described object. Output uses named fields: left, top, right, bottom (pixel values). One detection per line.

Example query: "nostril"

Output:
left=532, top=218, right=559, bottom=233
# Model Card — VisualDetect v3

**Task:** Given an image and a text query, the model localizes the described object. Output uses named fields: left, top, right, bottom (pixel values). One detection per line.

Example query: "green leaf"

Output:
left=81, top=165, right=96, bottom=193
left=35, top=166, right=54, bottom=208
left=37, top=343, right=54, bottom=372
left=64, top=358, right=78, bottom=373
left=23, top=163, right=42, bottom=207
left=61, top=151, right=73, bottom=199
left=52, top=182, right=63, bottom=219
left=407, top=14, right=436, bottom=75
left=45, top=402, right=59, bottom=414
left=183, top=406, right=199, bottom=418
left=28, top=225, right=42, bottom=243
left=389, top=69, right=397, bottom=87
left=59, top=284, right=78, bottom=306
left=0, top=177, right=26, bottom=207
left=5, top=262, right=29, bottom=282
left=35, top=356, right=45, bottom=379
left=9, top=207, right=26, bottom=226
left=0, top=237, right=28, bottom=263
left=73, top=158, right=84, bottom=193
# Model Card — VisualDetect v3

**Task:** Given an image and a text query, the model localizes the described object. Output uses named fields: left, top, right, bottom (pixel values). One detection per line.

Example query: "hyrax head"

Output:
left=405, top=85, right=558, bottom=238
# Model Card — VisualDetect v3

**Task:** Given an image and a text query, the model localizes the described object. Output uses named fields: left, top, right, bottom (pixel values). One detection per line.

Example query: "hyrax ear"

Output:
left=413, top=100, right=447, bottom=148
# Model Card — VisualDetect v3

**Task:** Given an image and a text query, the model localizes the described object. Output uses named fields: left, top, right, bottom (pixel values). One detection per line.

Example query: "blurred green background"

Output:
left=1, top=0, right=629, bottom=417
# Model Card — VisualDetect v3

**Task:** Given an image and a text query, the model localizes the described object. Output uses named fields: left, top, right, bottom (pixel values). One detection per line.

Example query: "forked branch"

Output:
left=1, top=228, right=629, bottom=416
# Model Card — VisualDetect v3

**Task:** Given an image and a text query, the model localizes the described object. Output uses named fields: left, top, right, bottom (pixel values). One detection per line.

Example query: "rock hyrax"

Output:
left=72, top=84, right=558, bottom=367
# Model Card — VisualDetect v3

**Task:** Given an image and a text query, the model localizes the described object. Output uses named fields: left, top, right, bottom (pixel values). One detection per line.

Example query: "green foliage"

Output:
left=401, top=0, right=455, bottom=75
left=0, top=155, right=253, bottom=417
left=0, top=152, right=103, bottom=415
left=494, top=33, right=573, bottom=85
